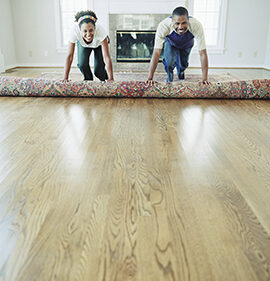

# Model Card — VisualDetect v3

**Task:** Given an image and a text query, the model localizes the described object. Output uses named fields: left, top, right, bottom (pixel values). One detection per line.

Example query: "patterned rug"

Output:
left=38, top=72, right=238, bottom=83
left=1, top=75, right=270, bottom=99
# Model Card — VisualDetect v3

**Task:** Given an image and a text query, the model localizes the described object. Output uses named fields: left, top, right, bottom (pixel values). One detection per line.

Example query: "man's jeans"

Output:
left=162, top=38, right=192, bottom=82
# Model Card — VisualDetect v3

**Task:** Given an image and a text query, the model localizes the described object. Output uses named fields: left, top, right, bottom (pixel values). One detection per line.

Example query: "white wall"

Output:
left=265, top=19, right=270, bottom=70
left=10, top=0, right=66, bottom=66
left=6, top=0, right=270, bottom=68
left=0, top=0, right=16, bottom=71
left=10, top=0, right=185, bottom=67
left=92, top=0, right=185, bottom=29
left=108, top=0, right=184, bottom=14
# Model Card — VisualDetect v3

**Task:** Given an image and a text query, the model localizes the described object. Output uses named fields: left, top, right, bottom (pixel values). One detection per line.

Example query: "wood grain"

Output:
left=1, top=68, right=270, bottom=281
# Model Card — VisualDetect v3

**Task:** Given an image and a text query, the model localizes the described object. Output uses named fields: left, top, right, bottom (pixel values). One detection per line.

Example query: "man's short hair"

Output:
left=172, top=7, right=189, bottom=17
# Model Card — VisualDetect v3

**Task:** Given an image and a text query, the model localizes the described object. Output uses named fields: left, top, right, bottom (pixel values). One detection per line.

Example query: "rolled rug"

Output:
left=0, top=76, right=270, bottom=99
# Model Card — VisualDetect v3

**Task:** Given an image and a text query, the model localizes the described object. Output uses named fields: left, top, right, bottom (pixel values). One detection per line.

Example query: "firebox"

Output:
left=116, top=30, right=164, bottom=63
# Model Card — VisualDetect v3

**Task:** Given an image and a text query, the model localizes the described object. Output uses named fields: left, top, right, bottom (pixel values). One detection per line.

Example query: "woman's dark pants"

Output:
left=77, top=42, right=108, bottom=81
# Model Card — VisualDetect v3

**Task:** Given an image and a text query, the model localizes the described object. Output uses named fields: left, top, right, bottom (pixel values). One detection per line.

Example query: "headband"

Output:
left=78, top=15, right=97, bottom=25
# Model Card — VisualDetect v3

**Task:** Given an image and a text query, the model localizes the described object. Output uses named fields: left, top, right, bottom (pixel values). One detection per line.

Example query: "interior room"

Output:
left=0, top=0, right=270, bottom=280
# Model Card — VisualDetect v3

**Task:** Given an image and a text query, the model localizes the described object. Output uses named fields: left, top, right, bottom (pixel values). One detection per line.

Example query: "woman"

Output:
left=63, top=10, right=114, bottom=82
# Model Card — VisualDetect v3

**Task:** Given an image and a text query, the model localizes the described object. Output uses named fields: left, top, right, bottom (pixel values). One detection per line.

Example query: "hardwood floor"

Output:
left=0, top=68, right=270, bottom=281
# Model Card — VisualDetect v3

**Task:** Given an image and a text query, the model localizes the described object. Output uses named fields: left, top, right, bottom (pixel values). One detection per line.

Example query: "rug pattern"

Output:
left=38, top=72, right=238, bottom=83
left=0, top=76, right=270, bottom=99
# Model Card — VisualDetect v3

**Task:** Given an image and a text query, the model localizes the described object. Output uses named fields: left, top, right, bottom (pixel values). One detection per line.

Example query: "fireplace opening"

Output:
left=116, top=30, right=164, bottom=63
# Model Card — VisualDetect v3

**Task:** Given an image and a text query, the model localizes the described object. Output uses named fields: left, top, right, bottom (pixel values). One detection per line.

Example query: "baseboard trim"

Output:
left=5, top=64, right=17, bottom=71
left=14, top=64, right=77, bottom=68
left=189, top=66, right=266, bottom=69
left=5, top=65, right=77, bottom=71
left=4, top=65, right=270, bottom=72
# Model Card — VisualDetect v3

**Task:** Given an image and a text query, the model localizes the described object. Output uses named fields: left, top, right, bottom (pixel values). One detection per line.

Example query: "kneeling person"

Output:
left=64, top=10, right=114, bottom=82
left=147, top=6, right=209, bottom=84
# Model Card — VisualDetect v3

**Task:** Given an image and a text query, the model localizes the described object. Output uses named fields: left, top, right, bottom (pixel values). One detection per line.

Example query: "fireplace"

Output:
left=116, top=30, right=163, bottom=62
left=109, top=14, right=169, bottom=71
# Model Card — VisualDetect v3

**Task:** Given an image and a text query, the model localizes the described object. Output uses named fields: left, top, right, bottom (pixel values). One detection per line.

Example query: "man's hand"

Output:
left=106, top=79, right=114, bottom=83
left=147, top=49, right=162, bottom=86
left=146, top=79, right=157, bottom=86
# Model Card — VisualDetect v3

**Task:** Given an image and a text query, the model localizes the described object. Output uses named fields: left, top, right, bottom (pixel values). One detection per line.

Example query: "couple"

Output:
left=64, top=7, right=209, bottom=85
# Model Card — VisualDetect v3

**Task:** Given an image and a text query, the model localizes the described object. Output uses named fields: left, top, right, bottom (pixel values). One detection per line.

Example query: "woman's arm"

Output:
left=63, top=42, right=75, bottom=80
left=101, top=38, right=114, bottom=81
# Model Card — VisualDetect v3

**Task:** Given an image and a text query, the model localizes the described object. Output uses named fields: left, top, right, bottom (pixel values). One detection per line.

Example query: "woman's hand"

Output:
left=202, top=79, right=211, bottom=85
left=60, top=79, right=71, bottom=83
left=106, top=79, right=114, bottom=82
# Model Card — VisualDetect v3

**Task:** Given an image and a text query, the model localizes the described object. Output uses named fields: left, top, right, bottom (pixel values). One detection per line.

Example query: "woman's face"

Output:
left=80, top=22, right=95, bottom=43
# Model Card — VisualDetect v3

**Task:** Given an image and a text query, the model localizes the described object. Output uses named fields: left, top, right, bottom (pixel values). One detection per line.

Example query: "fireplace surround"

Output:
left=109, top=14, right=169, bottom=71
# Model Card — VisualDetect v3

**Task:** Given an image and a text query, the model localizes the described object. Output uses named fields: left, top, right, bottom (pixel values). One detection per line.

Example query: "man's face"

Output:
left=80, top=22, right=95, bottom=43
left=172, top=15, right=189, bottom=35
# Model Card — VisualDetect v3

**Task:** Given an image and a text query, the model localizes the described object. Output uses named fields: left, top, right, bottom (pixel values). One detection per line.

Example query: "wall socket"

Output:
left=28, top=50, right=32, bottom=57
left=238, top=51, right=242, bottom=58
left=253, top=50, right=258, bottom=58
left=44, top=50, right=48, bottom=57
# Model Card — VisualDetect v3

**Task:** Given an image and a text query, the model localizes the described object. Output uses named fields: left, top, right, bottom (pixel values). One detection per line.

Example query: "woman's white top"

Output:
left=69, top=22, right=107, bottom=48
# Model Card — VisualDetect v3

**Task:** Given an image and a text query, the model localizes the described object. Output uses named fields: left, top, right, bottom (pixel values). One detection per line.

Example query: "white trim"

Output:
left=207, top=48, right=225, bottom=55
left=54, top=0, right=64, bottom=52
left=15, top=63, right=76, bottom=68
left=217, top=0, right=228, bottom=52
left=192, top=47, right=225, bottom=54
left=10, top=64, right=267, bottom=69
left=57, top=47, right=79, bottom=56
left=88, top=0, right=94, bottom=10
left=54, top=0, right=93, bottom=52
left=188, top=64, right=266, bottom=68
left=56, top=47, right=68, bottom=53
left=4, top=64, right=17, bottom=71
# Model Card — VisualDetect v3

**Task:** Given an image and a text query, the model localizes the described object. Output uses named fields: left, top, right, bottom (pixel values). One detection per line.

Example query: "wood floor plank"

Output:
left=1, top=68, right=270, bottom=280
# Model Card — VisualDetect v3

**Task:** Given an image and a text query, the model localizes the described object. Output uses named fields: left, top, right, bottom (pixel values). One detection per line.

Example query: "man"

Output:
left=147, top=6, right=210, bottom=85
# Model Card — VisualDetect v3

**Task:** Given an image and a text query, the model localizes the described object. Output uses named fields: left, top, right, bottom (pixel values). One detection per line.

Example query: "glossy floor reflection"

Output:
left=0, top=68, right=270, bottom=280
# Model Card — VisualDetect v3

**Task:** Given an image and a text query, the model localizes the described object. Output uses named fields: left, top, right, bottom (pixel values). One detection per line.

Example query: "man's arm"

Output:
left=147, top=48, right=162, bottom=84
left=199, top=49, right=210, bottom=85
left=146, top=18, right=170, bottom=84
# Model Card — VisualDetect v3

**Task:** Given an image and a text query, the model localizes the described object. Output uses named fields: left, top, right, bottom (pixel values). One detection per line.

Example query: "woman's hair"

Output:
left=75, top=10, right=97, bottom=27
